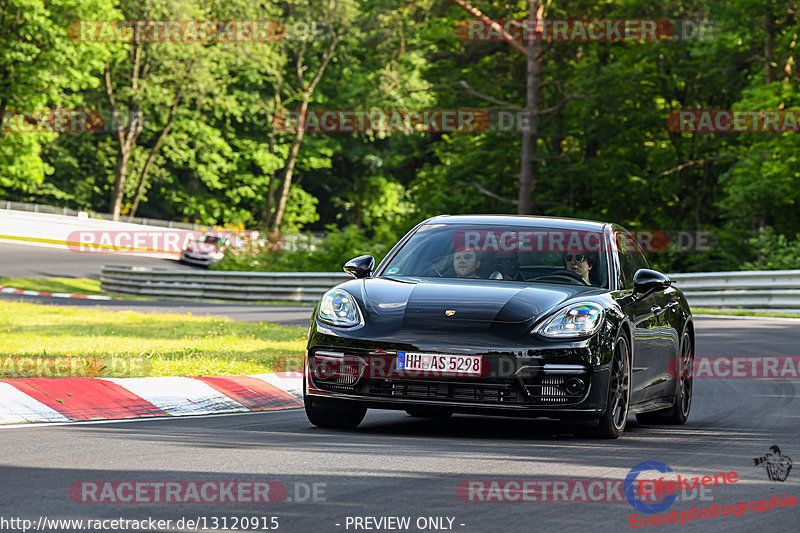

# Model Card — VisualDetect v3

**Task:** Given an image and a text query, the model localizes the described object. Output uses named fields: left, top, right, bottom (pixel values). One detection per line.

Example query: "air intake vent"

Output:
left=368, top=379, right=517, bottom=403
left=515, top=364, right=590, bottom=403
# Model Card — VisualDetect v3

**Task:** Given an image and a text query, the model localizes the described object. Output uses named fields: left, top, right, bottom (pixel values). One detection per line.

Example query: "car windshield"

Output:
left=380, top=223, right=609, bottom=288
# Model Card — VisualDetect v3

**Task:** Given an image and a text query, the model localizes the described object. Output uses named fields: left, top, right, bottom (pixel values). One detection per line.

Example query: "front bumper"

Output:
left=304, top=346, right=611, bottom=420
left=180, top=252, right=220, bottom=266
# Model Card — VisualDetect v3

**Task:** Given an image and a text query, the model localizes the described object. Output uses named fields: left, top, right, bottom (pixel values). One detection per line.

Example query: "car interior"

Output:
left=382, top=227, right=609, bottom=287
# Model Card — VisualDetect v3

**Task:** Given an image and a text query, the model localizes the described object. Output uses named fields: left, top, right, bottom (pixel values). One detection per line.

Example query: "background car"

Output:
left=180, top=232, right=230, bottom=267
left=303, top=215, right=694, bottom=438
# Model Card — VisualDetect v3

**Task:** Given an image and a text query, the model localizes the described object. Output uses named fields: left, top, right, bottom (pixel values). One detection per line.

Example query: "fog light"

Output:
left=565, top=377, right=586, bottom=396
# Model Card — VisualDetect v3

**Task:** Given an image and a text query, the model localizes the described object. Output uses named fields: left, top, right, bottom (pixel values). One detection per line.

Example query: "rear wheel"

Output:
left=405, top=407, right=454, bottom=418
left=636, top=332, right=693, bottom=425
left=304, top=395, right=366, bottom=429
left=594, top=334, right=631, bottom=439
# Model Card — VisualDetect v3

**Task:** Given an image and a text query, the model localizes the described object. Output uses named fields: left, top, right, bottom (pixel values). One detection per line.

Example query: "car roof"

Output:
left=422, top=214, right=609, bottom=232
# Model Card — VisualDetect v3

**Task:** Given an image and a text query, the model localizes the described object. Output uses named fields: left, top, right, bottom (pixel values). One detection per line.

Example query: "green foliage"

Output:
left=718, top=80, right=800, bottom=235
left=214, top=224, right=394, bottom=272
left=281, top=185, right=320, bottom=233
left=741, top=227, right=800, bottom=271
left=2, top=0, right=800, bottom=272
left=0, top=0, right=116, bottom=193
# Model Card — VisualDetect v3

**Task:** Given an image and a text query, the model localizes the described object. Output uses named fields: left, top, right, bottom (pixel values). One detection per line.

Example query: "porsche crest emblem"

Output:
left=445, top=310, right=456, bottom=316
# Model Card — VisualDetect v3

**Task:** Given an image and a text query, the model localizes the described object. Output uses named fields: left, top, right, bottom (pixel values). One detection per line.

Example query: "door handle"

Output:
left=650, top=305, right=662, bottom=314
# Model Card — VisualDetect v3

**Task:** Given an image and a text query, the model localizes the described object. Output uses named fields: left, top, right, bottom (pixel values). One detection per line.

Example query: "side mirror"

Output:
left=344, top=255, right=375, bottom=279
left=633, top=269, right=671, bottom=297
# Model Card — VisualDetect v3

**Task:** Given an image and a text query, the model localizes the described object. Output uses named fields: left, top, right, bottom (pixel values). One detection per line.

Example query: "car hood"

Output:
left=357, top=277, right=604, bottom=331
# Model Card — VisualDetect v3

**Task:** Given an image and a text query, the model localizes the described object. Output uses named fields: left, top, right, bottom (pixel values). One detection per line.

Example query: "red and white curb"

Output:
left=0, top=372, right=303, bottom=425
left=0, top=286, right=113, bottom=300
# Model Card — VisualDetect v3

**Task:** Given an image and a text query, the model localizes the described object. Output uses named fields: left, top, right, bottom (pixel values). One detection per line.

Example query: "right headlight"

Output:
left=318, top=288, right=363, bottom=327
left=533, top=302, right=605, bottom=338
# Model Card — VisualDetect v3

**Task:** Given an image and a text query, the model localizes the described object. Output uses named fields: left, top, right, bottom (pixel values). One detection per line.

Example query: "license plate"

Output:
left=396, top=352, right=482, bottom=375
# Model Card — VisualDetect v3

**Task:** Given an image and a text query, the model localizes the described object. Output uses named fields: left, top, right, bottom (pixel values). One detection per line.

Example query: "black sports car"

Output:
left=303, top=215, right=694, bottom=438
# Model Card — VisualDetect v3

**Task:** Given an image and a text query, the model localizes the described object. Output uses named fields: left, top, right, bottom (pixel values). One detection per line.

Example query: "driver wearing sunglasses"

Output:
left=563, top=253, right=593, bottom=284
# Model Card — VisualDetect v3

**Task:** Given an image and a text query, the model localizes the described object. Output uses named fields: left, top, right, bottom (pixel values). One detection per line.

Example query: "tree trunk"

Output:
left=259, top=63, right=284, bottom=228
left=270, top=98, right=308, bottom=230
left=517, top=0, right=543, bottom=214
left=128, top=92, right=181, bottom=220
left=109, top=110, right=142, bottom=220
left=269, top=35, right=338, bottom=231
left=111, top=151, right=130, bottom=219
left=765, top=3, right=776, bottom=83
left=106, top=45, right=143, bottom=220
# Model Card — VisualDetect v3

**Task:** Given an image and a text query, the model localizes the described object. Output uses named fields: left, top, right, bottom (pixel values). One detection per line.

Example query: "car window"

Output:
left=616, top=231, right=651, bottom=289
left=381, top=224, right=609, bottom=287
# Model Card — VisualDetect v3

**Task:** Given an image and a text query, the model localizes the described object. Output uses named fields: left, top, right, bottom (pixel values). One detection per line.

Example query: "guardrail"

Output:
left=101, top=266, right=800, bottom=309
left=101, top=266, right=349, bottom=302
left=669, top=269, right=800, bottom=310
left=2, top=200, right=202, bottom=230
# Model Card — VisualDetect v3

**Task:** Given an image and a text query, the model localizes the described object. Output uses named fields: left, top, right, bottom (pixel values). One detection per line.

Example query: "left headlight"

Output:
left=318, top=288, right=363, bottom=327
left=534, top=302, right=605, bottom=338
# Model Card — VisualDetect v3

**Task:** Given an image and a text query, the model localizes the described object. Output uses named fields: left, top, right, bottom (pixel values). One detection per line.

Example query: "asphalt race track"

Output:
left=0, top=242, right=195, bottom=279
left=2, top=316, right=799, bottom=533
left=0, top=241, right=314, bottom=324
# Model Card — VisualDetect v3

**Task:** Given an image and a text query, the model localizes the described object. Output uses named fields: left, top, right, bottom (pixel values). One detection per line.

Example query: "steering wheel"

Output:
left=533, top=270, right=589, bottom=285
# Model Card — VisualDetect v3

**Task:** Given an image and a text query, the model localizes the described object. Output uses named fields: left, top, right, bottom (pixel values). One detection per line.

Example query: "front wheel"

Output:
left=304, top=395, right=366, bottom=429
left=594, top=334, right=631, bottom=439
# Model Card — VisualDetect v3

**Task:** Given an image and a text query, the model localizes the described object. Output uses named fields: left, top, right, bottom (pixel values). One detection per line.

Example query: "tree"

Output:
left=0, top=0, right=114, bottom=197
left=259, top=0, right=354, bottom=231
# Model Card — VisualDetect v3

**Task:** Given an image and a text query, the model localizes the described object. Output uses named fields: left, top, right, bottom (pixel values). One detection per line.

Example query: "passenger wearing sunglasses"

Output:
left=563, top=253, right=593, bottom=284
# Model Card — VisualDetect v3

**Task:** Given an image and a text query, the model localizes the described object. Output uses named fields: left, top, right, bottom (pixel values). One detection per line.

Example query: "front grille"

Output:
left=368, top=379, right=518, bottom=403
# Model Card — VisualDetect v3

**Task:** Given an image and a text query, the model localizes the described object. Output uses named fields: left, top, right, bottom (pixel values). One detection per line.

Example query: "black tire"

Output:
left=636, top=332, right=693, bottom=425
left=594, top=333, right=631, bottom=439
left=405, top=407, right=454, bottom=418
left=304, top=395, right=366, bottom=429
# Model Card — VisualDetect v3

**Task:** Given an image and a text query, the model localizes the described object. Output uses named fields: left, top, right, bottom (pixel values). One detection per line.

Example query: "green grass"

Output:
left=0, top=302, right=306, bottom=378
left=0, top=277, right=107, bottom=296
left=693, top=307, right=800, bottom=319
